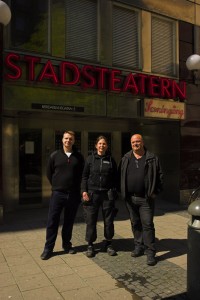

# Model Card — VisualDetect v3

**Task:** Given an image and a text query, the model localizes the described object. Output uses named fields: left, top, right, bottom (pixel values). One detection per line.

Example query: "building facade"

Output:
left=1, top=0, right=200, bottom=219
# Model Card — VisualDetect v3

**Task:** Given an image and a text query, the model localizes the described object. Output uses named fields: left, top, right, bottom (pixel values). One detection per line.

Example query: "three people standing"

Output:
left=42, top=131, right=163, bottom=267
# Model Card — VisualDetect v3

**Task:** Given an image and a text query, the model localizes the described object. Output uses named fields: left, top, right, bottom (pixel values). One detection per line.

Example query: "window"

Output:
left=10, top=0, right=50, bottom=53
left=179, top=21, right=194, bottom=81
left=152, top=16, right=176, bottom=76
left=66, top=0, right=98, bottom=62
left=112, top=5, right=140, bottom=70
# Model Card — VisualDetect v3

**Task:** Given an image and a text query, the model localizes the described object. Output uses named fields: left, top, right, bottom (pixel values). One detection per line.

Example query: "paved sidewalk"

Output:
left=0, top=198, right=188, bottom=300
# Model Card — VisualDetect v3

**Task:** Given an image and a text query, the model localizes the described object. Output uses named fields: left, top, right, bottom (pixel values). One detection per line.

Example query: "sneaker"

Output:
left=147, top=253, right=157, bottom=266
left=63, top=244, right=76, bottom=254
left=131, top=248, right=144, bottom=257
left=86, top=245, right=95, bottom=258
left=40, top=250, right=52, bottom=260
left=106, top=245, right=117, bottom=256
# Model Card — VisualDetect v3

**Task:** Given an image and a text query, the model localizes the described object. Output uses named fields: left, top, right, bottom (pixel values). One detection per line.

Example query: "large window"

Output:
left=66, top=0, right=98, bottom=62
left=11, top=0, right=50, bottom=53
left=112, top=5, right=140, bottom=70
left=152, top=15, right=176, bottom=76
left=179, top=21, right=194, bottom=81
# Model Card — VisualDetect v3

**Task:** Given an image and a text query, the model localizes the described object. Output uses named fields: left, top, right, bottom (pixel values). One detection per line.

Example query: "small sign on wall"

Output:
left=143, top=99, right=185, bottom=120
left=25, top=141, right=34, bottom=154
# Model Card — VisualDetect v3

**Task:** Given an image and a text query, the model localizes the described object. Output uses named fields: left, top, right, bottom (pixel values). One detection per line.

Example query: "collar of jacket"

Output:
left=92, top=151, right=111, bottom=159
left=123, top=148, right=155, bottom=161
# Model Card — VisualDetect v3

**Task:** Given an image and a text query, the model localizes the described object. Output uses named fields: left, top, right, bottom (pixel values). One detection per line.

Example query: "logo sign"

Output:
left=4, top=53, right=187, bottom=101
left=144, top=99, right=185, bottom=120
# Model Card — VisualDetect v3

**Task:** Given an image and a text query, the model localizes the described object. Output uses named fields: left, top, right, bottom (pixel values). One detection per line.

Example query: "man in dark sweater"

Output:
left=119, top=134, right=163, bottom=266
left=41, top=131, right=84, bottom=260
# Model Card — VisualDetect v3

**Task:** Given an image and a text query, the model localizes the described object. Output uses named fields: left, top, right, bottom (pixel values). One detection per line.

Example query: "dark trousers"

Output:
left=83, top=191, right=115, bottom=244
left=125, top=196, right=155, bottom=253
left=44, top=191, right=80, bottom=251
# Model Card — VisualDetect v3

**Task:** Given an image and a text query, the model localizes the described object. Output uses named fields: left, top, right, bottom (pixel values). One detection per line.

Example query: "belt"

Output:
left=89, top=190, right=108, bottom=194
left=129, top=193, right=145, bottom=198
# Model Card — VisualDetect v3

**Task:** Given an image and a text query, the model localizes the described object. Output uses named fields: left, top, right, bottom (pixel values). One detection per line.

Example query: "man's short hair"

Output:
left=63, top=131, right=75, bottom=137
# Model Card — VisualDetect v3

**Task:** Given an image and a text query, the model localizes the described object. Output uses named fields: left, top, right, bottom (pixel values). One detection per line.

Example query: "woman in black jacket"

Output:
left=81, top=135, right=118, bottom=258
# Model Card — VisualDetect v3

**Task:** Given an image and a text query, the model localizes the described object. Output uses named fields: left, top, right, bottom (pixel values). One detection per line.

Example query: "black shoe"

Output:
left=147, top=253, right=157, bottom=266
left=63, top=244, right=76, bottom=254
left=40, top=250, right=52, bottom=260
left=106, top=245, right=117, bottom=256
left=86, top=245, right=95, bottom=258
left=131, top=248, right=144, bottom=257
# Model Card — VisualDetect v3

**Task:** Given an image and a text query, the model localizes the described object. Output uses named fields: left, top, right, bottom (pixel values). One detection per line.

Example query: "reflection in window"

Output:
left=11, top=0, right=50, bottom=53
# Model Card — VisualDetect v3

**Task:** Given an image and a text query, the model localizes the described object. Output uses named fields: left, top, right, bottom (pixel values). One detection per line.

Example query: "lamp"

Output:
left=0, top=0, right=11, bottom=224
left=186, top=54, right=200, bottom=85
left=0, top=0, right=11, bottom=26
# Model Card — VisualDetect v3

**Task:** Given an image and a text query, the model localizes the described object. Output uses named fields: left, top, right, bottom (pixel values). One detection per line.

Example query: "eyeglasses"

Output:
left=135, top=160, right=139, bottom=169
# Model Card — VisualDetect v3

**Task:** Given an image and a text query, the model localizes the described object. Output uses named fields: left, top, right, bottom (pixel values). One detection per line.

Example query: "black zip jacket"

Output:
left=119, top=149, right=164, bottom=200
left=47, top=148, right=84, bottom=192
left=81, top=152, right=118, bottom=192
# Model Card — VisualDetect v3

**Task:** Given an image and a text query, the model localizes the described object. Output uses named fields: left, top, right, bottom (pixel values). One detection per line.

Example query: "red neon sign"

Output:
left=4, top=53, right=186, bottom=100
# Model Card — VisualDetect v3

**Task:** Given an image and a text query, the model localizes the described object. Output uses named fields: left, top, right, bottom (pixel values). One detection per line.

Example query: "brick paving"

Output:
left=0, top=198, right=188, bottom=299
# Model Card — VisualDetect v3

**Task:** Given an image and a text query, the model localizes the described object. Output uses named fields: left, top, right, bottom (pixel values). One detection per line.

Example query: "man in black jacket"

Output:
left=41, top=131, right=84, bottom=260
left=119, top=134, right=163, bottom=266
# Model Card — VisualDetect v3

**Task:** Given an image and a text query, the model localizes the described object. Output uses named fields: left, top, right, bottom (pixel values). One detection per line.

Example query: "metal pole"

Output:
left=0, top=23, right=3, bottom=224
left=187, top=199, right=200, bottom=299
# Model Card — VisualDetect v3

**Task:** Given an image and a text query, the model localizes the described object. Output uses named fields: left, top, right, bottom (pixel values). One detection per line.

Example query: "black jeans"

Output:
left=83, top=191, right=115, bottom=244
left=125, top=196, right=155, bottom=253
left=44, top=191, right=80, bottom=251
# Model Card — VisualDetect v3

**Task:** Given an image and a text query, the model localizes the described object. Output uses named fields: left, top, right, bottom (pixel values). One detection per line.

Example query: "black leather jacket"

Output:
left=119, top=149, right=164, bottom=200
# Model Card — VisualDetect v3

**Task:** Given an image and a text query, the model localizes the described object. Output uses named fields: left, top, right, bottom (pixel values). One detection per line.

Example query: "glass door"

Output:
left=19, top=129, right=42, bottom=204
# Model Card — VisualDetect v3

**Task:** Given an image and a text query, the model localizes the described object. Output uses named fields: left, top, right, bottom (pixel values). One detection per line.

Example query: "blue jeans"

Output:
left=125, top=196, right=155, bottom=253
left=44, top=191, right=80, bottom=251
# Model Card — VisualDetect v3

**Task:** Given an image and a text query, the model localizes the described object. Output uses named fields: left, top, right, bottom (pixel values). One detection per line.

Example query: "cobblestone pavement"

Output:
left=71, top=196, right=189, bottom=300
left=73, top=217, right=187, bottom=300
left=1, top=198, right=188, bottom=300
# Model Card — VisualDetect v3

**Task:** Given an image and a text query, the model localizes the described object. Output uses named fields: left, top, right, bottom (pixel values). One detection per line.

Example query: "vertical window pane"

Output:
left=66, top=0, right=97, bottom=61
left=113, top=6, right=140, bottom=69
left=152, top=16, right=176, bottom=76
left=11, top=0, right=49, bottom=53
left=179, top=21, right=194, bottom=81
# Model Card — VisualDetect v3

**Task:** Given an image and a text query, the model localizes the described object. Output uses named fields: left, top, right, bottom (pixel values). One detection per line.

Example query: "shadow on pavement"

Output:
left=156, top=238, right=187, bottom=261
left=162, top=293, right=188, bottom=299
